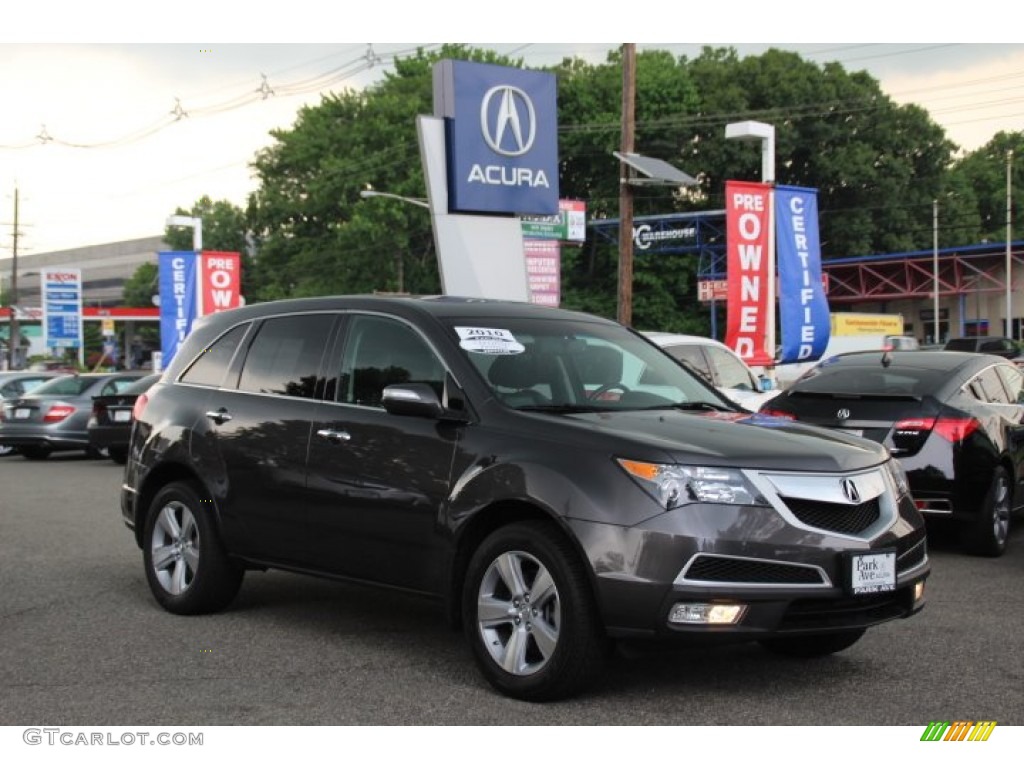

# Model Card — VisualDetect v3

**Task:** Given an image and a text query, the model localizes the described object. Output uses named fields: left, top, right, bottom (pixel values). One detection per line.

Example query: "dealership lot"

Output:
left=1, top=455, right=1021, bottom=725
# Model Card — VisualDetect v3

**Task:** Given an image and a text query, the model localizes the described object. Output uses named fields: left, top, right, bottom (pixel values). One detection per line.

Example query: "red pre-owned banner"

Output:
left=198, top=251, right=242, bottom=317
left=724, top=181, right=774, bottom=366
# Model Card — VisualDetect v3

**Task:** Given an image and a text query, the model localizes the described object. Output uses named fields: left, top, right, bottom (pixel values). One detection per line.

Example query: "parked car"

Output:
left=123, top=296, right=928, bottom=701
left=0, top=372, right=59, bottom=456
left=759, top=350, right=1024, bottom=557
left=87, top=373, right=161, bottom=464
left=642, top=332, right=782, bottom=410
left=0, top=372, right=146, bottom=459
left=944, top=335, right=1024, bottom=364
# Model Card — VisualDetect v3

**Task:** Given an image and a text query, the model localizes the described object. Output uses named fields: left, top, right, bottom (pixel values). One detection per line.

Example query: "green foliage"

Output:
left=121, top=262, right=158, bottom=308
left=947, top=131, right=1023, bottom=244
left=166, top=45, right=1002, bottom=336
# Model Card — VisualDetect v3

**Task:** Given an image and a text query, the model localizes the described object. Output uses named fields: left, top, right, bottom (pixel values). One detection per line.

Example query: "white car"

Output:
left=643, top=332, right=782, bottom=411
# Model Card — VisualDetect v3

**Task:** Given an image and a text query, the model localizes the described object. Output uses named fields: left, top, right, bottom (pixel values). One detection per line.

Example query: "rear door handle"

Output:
left=205, top=409, right=233, bottom=425
left=317, top=428, right=351, bottom=444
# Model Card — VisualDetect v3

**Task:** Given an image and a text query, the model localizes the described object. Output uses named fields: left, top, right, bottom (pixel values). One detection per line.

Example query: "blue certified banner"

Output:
left=776, top=186, right=830, bottom=364
left=158, top=251, right=199, bottom=368
left=435, top=59, right=559, bottom=215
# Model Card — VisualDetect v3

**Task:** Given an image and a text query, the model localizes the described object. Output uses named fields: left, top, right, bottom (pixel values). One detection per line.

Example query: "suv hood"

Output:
left=558, top=409, right=887, bottom=472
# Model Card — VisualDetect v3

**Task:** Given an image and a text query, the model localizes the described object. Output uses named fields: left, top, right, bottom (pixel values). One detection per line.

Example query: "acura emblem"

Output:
left=480, top=85, right=537, bottom=157
left=837, top=408, right=851, bottom=420
left=842, top=478, right=861, bottom=503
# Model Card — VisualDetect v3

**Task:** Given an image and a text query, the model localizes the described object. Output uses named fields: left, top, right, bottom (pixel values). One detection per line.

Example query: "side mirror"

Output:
left=382, top=383, right=444, bottom=418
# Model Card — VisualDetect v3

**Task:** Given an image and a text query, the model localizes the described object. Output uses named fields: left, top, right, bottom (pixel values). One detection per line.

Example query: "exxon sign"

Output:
left=434, top=59, right=559, bottom=216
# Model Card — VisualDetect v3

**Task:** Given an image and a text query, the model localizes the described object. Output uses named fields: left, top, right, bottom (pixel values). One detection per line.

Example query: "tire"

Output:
left=462, top=520, right=608, bottom=701
left=21, top=446, right=51, bottom=460
left=142, top=480, right=243, bottom=615
left=965, top=466, right=1012, bottom=557
left=85, top=445, right=105, bottom=459
left=759, top=628, right=866, bottom=658
left=107, top=447, right=128, bottom=465
left=0, top=444, right=16, bottom=457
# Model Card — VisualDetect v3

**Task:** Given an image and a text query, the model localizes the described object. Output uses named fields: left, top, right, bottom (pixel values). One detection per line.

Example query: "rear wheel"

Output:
left=21, top=446, right=51, bottom=460
left=107, top=446, right=128, bottom=464
left=462, top=521, right=608, bottom=701
left=759, top=628, right=866, bottom=658
left=142, top=481, right=243, bottom=615
left=965, top=467, right=1011, bottom=557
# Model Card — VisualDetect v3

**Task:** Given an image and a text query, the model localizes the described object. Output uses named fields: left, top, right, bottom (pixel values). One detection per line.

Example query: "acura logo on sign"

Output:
left=480, top=85, right=536, bottom=156
left=842, top=478, right=861, bottom=503
left=837, top=408, right=851, bottom=420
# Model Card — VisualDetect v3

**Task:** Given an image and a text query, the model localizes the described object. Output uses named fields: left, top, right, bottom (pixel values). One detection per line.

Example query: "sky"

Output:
left=1, top=3, right=1022, bottom=259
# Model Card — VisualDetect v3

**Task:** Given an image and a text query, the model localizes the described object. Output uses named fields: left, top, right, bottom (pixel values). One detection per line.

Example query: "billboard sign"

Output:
left=435, top=59, right=559, bottom=215
left=524, top=239, right=560, bottom=307
left=41, top=268, right=82, bottom=351
left=521, top=200, right=586, bottom=241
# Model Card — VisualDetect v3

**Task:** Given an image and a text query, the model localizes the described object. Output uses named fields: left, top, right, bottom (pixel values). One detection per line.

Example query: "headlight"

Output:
left=888, top=458, right=910, bottom=499
left=617, top=459, right=768, bottom=510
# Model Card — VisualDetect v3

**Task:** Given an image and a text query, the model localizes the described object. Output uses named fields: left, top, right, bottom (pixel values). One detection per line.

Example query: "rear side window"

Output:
left=335, top=316, right=445, bottom=407
left=663, top=344, right=713, bottom=381
left=180, top=324, right=248, bottom=388
left=969, top=367, right=1012, bottom=405
left=995, top=365, right=1024, bottom=404
left=238, top=315, right=334, bottom=399
left=705, top=345, right=757, bottom=390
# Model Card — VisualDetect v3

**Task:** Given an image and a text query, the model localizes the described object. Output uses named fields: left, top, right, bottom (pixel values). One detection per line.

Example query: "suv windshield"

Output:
left=450, top=317, right=731, bottom=411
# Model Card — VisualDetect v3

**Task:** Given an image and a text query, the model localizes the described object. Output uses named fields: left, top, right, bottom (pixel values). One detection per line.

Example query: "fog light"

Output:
left=669, top=603, right=746, bottom=625
left=914, top=581, right=926, bottom=602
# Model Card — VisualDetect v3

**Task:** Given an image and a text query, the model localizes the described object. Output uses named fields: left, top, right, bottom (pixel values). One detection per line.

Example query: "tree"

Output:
left=122, top=262, right=159, bottom=308
left=948, top=131, right=1024, bottom=244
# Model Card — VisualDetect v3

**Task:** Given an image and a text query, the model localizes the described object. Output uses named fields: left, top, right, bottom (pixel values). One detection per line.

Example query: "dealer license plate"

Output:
left=850, top=550, right=896, bottom=594
left=112, top=410, right=132, bottom=422
left=14, top=408, right=30, bottom=419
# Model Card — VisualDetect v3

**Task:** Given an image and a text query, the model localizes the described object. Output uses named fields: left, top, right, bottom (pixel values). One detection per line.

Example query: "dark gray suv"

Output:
left=121, top=296, right=929, bottom=700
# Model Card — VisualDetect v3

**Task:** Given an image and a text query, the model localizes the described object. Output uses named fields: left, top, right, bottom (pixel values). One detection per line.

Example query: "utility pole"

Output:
left=617, top=43, right=636, bottom=326
left=7, top=187, right=19, bottom=370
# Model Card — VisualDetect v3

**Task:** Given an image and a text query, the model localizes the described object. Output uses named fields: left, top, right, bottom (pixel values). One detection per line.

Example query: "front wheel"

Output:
left=965, top=467, right=1011, bottom=557
left=142, top=480, right=243, bottom=615
left=462, top=521, right=608, bottom=701
left=758, top=628, right=866, bottom=658
left=107, top=446, right=128, bottom=464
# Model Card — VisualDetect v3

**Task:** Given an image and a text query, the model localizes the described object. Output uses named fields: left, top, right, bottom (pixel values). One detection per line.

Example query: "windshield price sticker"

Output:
left=850, top=551, right=896, bottom=594
left=456, top=327, right=526, bottom=355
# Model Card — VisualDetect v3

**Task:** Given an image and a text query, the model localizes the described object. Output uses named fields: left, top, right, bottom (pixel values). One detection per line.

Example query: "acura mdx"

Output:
left=121, top=296, right=929, bottom=700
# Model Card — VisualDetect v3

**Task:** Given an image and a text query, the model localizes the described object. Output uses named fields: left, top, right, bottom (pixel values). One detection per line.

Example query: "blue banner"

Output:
left=436, top=60, right=559, bottom=216
left=158, top=251, right=199, bottom=368
left=776, top=186, right=830, bottom=364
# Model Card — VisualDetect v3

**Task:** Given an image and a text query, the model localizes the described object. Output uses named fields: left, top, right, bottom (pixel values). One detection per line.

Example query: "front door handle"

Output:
left=317, top=428, right=351, bottom=444
left=205, top=408, right=233, bottom=425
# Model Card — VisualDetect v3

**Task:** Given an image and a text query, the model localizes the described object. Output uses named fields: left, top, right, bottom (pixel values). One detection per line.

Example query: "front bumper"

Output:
left=568, top=492, right=929, bottom=640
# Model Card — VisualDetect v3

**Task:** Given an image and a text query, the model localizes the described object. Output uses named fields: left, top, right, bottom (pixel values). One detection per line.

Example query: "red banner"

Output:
left=198, top=251, right=242, bottom=317
left=725, top=181, right=774, bottom=366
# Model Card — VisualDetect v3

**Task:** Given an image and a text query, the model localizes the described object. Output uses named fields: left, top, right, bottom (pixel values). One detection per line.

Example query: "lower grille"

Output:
left=683, top=555, right=825, bottom=586
left=896, top=528, right=928, bottom=572
left=779, top=588, right=913, bottom=631
left=781, top=496, right=881, bottom=535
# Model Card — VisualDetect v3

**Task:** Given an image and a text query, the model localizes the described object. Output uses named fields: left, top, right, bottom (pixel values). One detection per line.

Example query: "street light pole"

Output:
left=1007, top=150, right=1014, bottom=339
left=166, top=215, right=203, bottom=252
left=725, top=120, right=776, bottom=363
left=933, top=199, right=940, bottom=344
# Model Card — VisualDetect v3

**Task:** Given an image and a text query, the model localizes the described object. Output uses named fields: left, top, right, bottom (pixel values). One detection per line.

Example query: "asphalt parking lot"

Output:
left=1, top=453, right=1022, bottom=726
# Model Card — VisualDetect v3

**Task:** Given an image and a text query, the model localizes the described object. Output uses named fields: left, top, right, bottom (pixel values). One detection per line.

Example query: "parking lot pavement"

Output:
left=1, top=453, right=1022, bottom=725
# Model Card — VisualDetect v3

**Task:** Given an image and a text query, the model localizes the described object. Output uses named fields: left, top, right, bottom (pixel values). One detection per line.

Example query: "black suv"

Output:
left=122, top=296, right=929, bottom=700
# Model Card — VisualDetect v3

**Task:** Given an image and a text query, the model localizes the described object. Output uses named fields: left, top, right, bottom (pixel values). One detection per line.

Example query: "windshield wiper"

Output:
left=515, top=404, right=617, bottom=413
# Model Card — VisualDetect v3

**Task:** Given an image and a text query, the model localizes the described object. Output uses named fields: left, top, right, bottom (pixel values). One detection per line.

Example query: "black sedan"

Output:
left=0, top=372, right=146, bottom=460
left=87, top=373, right=161, bottom=464
left=760, top=350, right=1023, bottom=557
